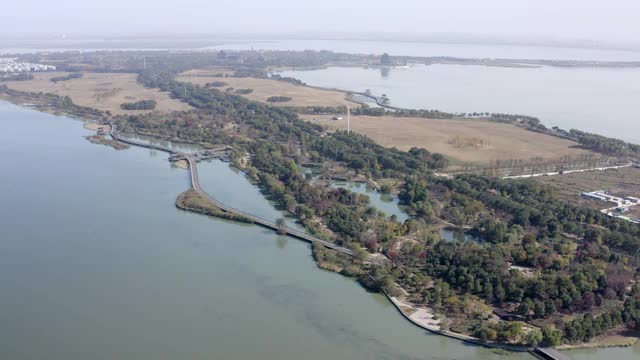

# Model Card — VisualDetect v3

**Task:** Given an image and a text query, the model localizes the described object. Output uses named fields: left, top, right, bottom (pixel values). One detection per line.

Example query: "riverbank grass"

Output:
left=176, top=188, right=253, bottom=223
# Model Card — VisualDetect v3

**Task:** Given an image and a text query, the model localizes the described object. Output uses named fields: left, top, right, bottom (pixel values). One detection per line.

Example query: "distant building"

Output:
left=581, top=191, right=607, bottom=201
left=0, top=57, right=56, bottom=74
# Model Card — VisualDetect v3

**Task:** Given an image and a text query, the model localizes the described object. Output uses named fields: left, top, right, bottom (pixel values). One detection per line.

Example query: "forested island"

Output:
left=1, top=49, right=639, bottom=352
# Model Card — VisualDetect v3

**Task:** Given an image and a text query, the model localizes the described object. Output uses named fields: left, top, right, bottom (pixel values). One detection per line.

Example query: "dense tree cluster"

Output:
left=570, top=129, right=640, bottom=157
left=561, top=298, right=640, bottom=343
left=50, top=72, right=82, bottom=82
left=234, top=88, right=253, bottom=95
left=120, top=99, right=157, bottom=110
left=205, top=81, right=228, bottom=88
left=436, top=175, right=640, bottom=256
left=266, top=96, right=292, bottom=103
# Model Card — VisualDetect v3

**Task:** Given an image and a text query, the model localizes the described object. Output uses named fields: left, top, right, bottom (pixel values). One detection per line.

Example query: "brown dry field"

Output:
left=4, top=72, right=192, bottom=115
left=177, top=70, right=358, bottom=108
left=179, top=67, right=236, bottom=77
left=303, top=114, right=594, bottom=164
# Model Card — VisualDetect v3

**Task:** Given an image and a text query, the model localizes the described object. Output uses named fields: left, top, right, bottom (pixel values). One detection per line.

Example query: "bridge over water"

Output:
left=109, top=123, right=353, bottom=256
left=108, top=123, right=576, bottom=359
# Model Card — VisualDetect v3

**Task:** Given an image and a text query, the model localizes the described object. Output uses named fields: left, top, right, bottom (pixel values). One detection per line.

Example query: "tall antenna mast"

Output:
left=347, top=107, right=351, bottom=134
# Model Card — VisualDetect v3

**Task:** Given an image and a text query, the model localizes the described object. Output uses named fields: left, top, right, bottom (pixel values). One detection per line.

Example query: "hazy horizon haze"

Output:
left=2, top=0, right=640, bottom=49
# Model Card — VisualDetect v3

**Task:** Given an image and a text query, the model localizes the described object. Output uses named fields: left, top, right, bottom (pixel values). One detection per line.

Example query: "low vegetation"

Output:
left=176, top=189, right=253, bottom=223
left=85, top=134, right=129, bottom=150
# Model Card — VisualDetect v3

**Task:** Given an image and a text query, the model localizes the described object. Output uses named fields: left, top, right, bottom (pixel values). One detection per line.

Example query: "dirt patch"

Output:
left=4, top=72, right=192, bottom=115
left=173, top=160, right=188, bottom=169
left=177, top=71, right=358, bottom=108
left=84, top=123, right=111, bottom=132
left=303, top=114, right=594, bottom=165
left=317, top=261, right=343, bottom=273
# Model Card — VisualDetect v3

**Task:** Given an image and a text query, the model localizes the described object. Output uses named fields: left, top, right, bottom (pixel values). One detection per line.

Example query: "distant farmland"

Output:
left=177, top=69, right=358, bottom=108
left=5, top=72, right=192, bottom=115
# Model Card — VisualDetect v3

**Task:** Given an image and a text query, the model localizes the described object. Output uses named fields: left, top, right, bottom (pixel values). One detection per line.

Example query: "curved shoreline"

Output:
left=382, top=290, right=533, bottom=353
left=2, top=92, right=623, bottom=357
left=107, top=124, right=569, bottom=357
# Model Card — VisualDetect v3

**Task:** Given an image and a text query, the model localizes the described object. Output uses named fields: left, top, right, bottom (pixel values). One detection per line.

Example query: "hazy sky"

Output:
left=3, top=0, right=640, bottom=46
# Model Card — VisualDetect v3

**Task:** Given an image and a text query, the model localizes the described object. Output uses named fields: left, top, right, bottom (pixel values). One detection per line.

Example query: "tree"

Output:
left=519, top=298, right=533, bottom=317
left=534, top=300, right=546, bottom=318
left=276, top=218, right=287, bottom=235
left=542, top=325, right=563, bottom=346
left=380, top=53, right=393, bottom=66
left=353, top=245, right=369, bottom=263
left=527, top=329, right=543, bottom=347
left=544, top=299, right=556, bottom=316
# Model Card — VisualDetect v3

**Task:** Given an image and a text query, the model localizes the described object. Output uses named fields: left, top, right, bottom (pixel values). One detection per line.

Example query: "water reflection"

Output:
left=330, top=181, right=409, bottom=222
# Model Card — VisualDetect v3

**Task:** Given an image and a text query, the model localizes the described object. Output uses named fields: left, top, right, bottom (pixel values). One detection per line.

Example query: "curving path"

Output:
left=186, top=156, right=354, bottom=255
left=109, top=122, right=576, bottom=359
left=108, top=122, right=354, bottom=256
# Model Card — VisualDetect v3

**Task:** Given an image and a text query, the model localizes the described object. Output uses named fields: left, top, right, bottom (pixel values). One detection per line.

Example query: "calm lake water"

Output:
left=278, top=64, right=640, bottom=144
left=0, top=101, right=637, bottom=359
left=331, top=181, right=410, bottom=223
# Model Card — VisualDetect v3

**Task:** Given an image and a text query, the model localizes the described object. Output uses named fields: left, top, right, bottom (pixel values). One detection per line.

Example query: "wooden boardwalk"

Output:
left=186, top=156, right=354, bottom=256
left=109, top=123, right=353, bottom=256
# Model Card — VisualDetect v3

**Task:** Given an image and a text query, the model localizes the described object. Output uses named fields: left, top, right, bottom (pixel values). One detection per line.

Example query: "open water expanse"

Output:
left=278, top=64, right=640, bottom=144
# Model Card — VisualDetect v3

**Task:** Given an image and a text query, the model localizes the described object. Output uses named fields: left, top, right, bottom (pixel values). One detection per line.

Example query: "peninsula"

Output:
left=2, top=49, right=639, bottom=356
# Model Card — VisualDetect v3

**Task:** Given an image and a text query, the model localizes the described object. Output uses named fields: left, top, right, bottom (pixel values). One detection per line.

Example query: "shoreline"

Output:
left=1, top=87, right=637, bottom=354
left=383, top=291, right=533, bottom=353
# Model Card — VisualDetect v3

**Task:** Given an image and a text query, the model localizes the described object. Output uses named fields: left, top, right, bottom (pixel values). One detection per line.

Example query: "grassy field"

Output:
left=4, top=72, right=192, bottom=115
left=303, top=114, right=594, bottom=165
left=534, top=167, right=640, bottom=208
left=176, top=70, right=359, bottom=108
